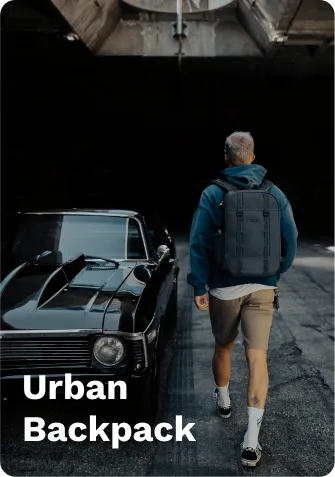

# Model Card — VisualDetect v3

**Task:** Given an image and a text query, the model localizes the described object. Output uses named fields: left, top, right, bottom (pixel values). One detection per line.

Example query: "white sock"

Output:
left=243, top=407, right=264, bottom=449
left=217, top=383, right=231, bottom=408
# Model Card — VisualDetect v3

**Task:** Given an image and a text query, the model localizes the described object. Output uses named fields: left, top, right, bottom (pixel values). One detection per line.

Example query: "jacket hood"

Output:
left=220, top=164, right=267, bottom=189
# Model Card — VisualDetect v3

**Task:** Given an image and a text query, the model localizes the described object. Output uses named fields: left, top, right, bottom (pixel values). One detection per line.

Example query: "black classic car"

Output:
left=1, top=209, right=179, bottom=420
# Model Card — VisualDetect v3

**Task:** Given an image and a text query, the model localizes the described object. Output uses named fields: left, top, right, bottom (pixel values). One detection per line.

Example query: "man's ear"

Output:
left=250, top=153, right=255, bottom=164
left=224, top=154, right=228, bottom=163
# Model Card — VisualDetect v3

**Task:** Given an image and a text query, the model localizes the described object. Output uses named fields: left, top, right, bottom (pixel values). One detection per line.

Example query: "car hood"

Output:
left=1, top=254, right=151, bottom=333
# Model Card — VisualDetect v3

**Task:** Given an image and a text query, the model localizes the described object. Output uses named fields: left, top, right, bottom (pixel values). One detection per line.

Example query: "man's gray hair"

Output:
left=225, top=131, right=254, bottom=165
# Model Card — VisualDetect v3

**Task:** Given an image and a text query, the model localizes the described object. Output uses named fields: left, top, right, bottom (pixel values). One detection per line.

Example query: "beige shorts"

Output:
left=209, top=290, right=275, bottom=350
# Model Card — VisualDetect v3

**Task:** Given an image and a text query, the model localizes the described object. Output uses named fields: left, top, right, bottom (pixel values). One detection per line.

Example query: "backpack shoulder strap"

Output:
left=212, top=178, right=238, bottom=192
left=258, top=179, right=273, bottom=192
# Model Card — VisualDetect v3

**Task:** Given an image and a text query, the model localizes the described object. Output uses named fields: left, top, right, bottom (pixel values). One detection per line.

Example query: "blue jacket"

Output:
left=187, top=164, right=298, bottom=296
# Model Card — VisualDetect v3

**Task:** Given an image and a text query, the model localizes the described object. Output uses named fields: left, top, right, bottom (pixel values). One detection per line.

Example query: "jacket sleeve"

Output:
left=187, top=190, right=218, bottom=296
left=280, top=199, right=298, bottom=273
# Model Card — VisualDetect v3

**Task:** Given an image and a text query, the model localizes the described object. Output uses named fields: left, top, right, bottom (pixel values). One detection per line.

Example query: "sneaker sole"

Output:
left=217, top=409, right=231, bottom=419
left=241, top=455, right=261, bottom=467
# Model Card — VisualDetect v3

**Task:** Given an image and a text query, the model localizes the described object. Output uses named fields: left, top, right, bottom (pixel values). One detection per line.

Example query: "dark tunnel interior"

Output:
left=1, top=28, right=334, bottom=241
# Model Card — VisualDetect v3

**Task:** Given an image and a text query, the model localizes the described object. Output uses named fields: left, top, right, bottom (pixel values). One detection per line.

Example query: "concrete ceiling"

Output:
left=122, top=0, right=234, bottom=13
left=49, top=0, right=121, bottom=51
left=238, top=0, right=334, bottom=51
left=3, top=0, right=334, bottom=60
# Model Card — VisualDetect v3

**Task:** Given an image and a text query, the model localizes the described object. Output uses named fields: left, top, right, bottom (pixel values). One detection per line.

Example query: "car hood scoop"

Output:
left=0, top=255, right=135, bottom=331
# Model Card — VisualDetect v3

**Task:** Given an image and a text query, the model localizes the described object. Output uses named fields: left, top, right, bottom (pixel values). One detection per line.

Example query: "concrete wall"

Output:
left=97, top=10, right=261, bottom=56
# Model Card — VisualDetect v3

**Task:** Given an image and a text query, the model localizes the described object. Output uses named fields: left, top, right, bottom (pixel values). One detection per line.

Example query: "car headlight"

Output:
left=93, top=336, right=125, bottom=366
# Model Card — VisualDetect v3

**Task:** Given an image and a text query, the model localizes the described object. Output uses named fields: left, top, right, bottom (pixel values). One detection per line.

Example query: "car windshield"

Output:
left=9, top=214, right=147, bottom=264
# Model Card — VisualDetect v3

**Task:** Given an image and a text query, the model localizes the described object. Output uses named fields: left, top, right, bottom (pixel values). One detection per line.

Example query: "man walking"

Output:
left=187, top=131, right=298, bottom=467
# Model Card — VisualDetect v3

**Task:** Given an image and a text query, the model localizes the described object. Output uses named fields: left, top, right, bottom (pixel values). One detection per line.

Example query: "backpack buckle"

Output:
left=236, top=211, right=243, bottom=217
left=263, top=211, right=270, bottom=217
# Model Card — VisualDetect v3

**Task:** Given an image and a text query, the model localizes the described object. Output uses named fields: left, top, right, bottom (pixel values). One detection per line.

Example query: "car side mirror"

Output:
left=157, top=245, right=170, bottom=264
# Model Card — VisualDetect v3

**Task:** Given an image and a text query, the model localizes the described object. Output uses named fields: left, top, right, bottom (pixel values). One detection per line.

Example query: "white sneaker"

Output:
left=240, top=442, right=262, bottom=467
left=213, top=387, right=231, bottom=419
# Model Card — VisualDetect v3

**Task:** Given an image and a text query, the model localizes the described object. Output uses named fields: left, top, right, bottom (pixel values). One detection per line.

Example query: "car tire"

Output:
left=166, top=281, right=178, bottom=327
left=136, top=357, right=159, bottom=424
left=0, top=396, right=8, bottom=428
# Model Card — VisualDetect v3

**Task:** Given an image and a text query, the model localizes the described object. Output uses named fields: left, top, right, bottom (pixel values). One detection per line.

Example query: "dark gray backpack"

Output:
left=213, top=178, right=281, bottom=277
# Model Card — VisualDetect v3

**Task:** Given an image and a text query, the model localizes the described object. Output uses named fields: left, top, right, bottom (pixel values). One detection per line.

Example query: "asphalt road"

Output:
left=1, top=238, right=334, bottom=476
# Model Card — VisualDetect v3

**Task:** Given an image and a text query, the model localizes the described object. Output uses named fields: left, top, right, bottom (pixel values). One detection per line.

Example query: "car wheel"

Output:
left=0, top=396, right=7, bottom=427
left=137, top=357, right=159, bottom=424
left=166, top=281, right=178, bottom=327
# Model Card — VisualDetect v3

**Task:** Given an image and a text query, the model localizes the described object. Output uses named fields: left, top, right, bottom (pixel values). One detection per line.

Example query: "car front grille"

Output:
left=1, top=338, right=91, bottom=369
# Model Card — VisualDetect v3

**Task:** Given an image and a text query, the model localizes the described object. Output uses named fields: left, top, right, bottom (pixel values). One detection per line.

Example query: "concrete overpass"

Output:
left=49, top=0, right=334, bottom=57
